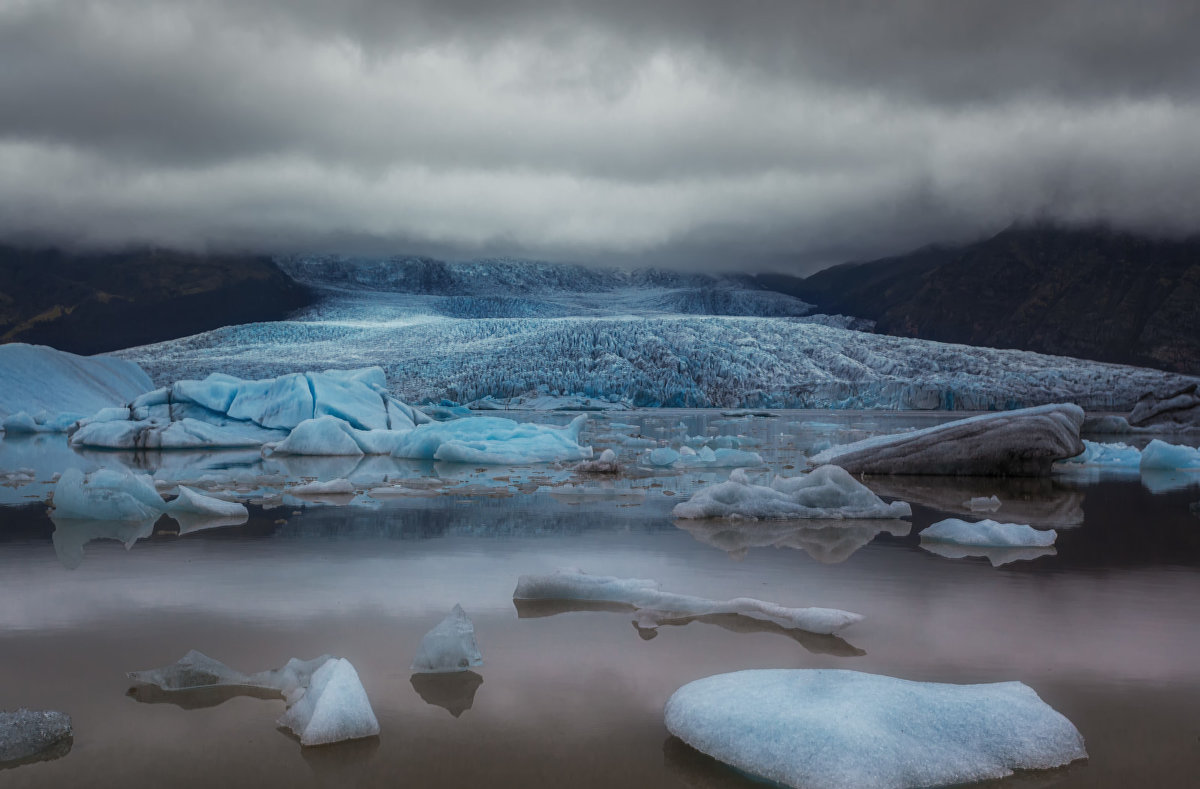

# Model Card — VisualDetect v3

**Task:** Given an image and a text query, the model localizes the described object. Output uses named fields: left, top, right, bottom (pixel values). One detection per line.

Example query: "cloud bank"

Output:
left=2, top=0, right=1198, bottom=271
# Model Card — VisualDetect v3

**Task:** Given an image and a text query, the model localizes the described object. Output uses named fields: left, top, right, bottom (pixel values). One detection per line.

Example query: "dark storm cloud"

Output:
left=1, top=0, right=1198, bottom=271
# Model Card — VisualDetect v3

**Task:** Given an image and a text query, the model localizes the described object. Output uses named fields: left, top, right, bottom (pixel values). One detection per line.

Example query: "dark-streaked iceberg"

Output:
left=810, top=404, right=1085, bottom=476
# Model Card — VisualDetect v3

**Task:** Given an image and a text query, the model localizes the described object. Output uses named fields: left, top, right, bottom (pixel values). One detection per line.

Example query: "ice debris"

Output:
left=0, top=709, right=73, bottom=768
left=664, top=669, right=1087, bottom=789
left=672, top=466, right=911, bottom=521
left=277, top=658, right=380, bottom=747
left=574, top=448, right=619, bottom=473
left=1, top=410, right=84, bottom=434
left=921, top=518, right=1057, bottom=548
left=648, top=447, right=680, bottom=466
left=411, top=604, right=484, bottom=674
left=810, top=404, right=1085, bottom=476
left=513, top=568, right=862, bottom=635
left=1058, top=439, right=1142, bottom=468
left=290, top=478, right=356, bottom=496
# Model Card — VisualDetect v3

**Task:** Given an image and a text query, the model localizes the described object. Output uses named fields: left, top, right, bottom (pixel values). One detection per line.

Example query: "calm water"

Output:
left=1, top=410, right=1198, bottom=788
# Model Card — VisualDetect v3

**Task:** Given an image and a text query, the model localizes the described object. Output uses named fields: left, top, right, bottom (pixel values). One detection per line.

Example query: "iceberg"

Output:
left=289, top=478, right=356, bottom=496
left=68, top=367, right=428, bottom=450
left=410, top=604, right=484, bottom=674
left=920, top=518, right=1057, bottom=548
left=648, top=447, right=680, bottom=466
left=965, top=494, right=1002, bottom=512
left=1125, top=383, right=1200, bottom=431
left=809, top=404, right=1085, bottom=476
left=51, top=468, right=165, bottom=521
left=391, top=415, right=591, bottom=464
left=169, top=485, right=249, bottom=520
left=277, top=658, right=380, bottom=747
left=1, top=410, right=85, bottom=434
left=0, top=709, right=73, bottom=768
left=1138, top=439, right=1200, bottom=471
left=513, top=568, right=862, bottom=635
left=128, top=650, right=265, bottom=692
left=672, top=467, right=911, bottom=521
left=664, top=669, right=1087, bottom=789
left=0, top=343, right=152, bottom=424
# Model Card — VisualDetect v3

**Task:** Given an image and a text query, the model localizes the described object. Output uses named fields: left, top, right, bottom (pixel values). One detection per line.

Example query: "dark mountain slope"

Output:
left=776, top=225, right=1200, bottom=375
left=0, top=246, right=312, bottom=355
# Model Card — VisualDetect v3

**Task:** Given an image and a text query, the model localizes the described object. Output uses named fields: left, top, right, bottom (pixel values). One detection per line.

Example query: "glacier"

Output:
left=664, top=669, right=1087, bottom=789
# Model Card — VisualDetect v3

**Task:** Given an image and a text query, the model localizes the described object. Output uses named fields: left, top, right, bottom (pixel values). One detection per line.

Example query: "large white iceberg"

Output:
left=810, top=404, right=1085, bottom=476
left=1138, top=439, right=1200, bottom=471
left=277, top=658, right=380, bottom=747
left=664, top=669, right=1087, bottom=789
left=672, top=467, right=911, bottom=521
left=513, top=568, right=861, bottom=635
left=411, top=604, right=484, bottom=674
left=920, top=518, right=1057, bottom=548
left=0, top=343, right=152, bottom=427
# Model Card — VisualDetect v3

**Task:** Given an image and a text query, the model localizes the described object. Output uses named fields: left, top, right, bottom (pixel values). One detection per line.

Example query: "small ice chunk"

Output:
left=648, top=447, right=680, bottom=466
left=664, top=669, right=1087, bottom=789
left=411, top=604, right=484, bottom=674
left=290, top=478, right=355, bottom=496
left=672, top=466, right=911, bottom=521
left=921, top=518, right=1057, bottom=548
left=514, top=568, right=861, bottom=635
left=169, top=486, right=249, bottom=519
left=1059, top=439, right=1142, bottom=468
left=0, top=709, right=73, bottom=766
left=277, top=658, right=380, bottom=746
left=1139, top=439, right=1200, bottom=471
left=128, top=650, right=256, bottom=691
left=965, top=495, right=1002, bottom=512
left=575, top=448, right=619, bottom=473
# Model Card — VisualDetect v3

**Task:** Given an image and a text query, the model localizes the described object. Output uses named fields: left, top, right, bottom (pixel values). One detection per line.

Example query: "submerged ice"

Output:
left=664, top=669, right=1087, bottom=789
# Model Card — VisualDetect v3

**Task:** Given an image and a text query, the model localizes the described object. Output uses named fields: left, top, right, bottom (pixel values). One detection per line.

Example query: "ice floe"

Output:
left=810, top=404, right=1085, bottom=476
left=410, top=604, right=484, bottom=674
left=513, top=568, right=862, bottom=635
left=0, top=709, right=73, bottom=768
left=664, top=669, right=1087, bottom=789
left=921, top=518, right=1057, bottom=548
left=672, top=467, right=911, bottom=521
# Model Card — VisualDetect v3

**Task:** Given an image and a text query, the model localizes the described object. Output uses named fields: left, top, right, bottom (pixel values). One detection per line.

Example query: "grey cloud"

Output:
left=0, top=1, right=1198, bottom=272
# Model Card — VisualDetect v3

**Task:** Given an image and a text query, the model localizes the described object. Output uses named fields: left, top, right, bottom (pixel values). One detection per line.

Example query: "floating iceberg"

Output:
left=921, top=518, right=1057, bottom=548
left=51, top=468, right=246, bottom=522
left=1139, top=439, right=1200, bottom=471
left=810, top=404, right=1085, bottom=476
left=672, top=467, right=911, bottom=521
left=290, top=478, right=356, bottom=496
left=1058, top=440, right=1142, bottom=468
left=0, top=709, right=73, bottom=768
left=648, top=447, right=680, bottom=466
left=278, top=658, right=380, bottom=747
left=69, top=367, right=427, bottom=450
left=664, top=669, right=1087, bottom=789
left=129, top=650, right=267, bottom=692
left=0, top=343, right=152, bottom=426
left=1, top=410, right=85, bottom=434
left=513, top=568, right=861, bottom=635
left=391, top=415, right=591, bottom=464
left=411, top=604, right=484, bottom=674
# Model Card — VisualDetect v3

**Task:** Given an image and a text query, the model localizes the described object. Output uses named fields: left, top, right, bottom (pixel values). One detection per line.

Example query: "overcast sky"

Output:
left=2, top=0, right=1198, bottom=272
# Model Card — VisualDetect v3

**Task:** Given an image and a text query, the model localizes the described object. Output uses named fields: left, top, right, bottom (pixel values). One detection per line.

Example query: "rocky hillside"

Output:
left=774, top=225, right=1200, bottom=376
left=0, top=246, right=312, bottom=355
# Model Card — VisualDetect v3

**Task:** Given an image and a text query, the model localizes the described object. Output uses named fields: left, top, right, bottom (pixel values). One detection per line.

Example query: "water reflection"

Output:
left=673, top=518, right=911, bottom=564
left=50, top=515, right=158, bottom=570
left=125, top=683, right=280, bottom=710
left=0, top=735, right=73, bottom=772
left=861, top=476, right=1085, bottom=529
left=920, top=541, right=1058, bottom=567
left=300, top=735, right=380, bottom=789
left=409, top=671, right=483, bottom=718
left=513, top=599, right=864, bottom=657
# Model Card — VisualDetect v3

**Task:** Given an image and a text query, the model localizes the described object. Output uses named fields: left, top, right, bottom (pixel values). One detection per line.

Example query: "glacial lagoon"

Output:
left=1, top=410, right=1199, bottom=787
